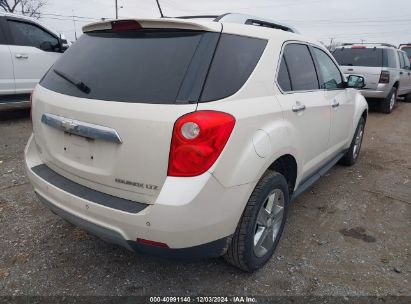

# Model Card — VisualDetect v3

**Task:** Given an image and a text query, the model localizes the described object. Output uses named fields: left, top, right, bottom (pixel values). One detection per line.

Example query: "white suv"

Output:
left=0, top=12, right=68, bottom=110
left=25, top=14, right=368, bottom=271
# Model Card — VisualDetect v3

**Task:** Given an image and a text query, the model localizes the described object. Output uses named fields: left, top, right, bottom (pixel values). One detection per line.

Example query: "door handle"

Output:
left=292, top=102, right=306, bottom=113
left=15, top=54, right=29, bottom=59
left=332, top=100, right=340, bottom=108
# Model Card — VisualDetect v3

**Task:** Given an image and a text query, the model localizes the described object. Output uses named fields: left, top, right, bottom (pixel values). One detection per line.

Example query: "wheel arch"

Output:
left=393, top=81, right=399, bottom=89
left=265, top=154, right=298, bottom=196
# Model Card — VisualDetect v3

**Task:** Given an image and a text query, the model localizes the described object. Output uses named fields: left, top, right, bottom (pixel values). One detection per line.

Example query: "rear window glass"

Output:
left=332, top=48, right=383, bottom=67
left=41, top=29, right=267, bottom=104
left=41, top=30, right=216, bottom=104
left=200, top=35, right=267, bottom=101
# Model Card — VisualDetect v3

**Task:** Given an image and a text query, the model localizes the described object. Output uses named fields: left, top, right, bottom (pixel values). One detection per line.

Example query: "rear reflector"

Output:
left=379, top=70, right=390, bottom=84
left=137, top=238, right=169, bottom=248
left=112, top=20, right=142, bottom=31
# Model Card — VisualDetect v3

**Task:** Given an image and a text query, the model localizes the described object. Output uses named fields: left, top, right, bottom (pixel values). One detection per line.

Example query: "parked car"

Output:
left=333, top=43, right=411, bottom=113
left=25, top=14, right=368, bottom=271
left=0, top=12, right=68, bottom=110
left=399, top=44, right=411, bottom=61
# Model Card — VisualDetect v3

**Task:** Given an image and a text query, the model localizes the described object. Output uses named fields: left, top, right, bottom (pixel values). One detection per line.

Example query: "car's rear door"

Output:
left=6, top=17, right=61, bottom=94
left=0, top=17, right=15, bottom=96
left=275, top=43, right=331, bottom=181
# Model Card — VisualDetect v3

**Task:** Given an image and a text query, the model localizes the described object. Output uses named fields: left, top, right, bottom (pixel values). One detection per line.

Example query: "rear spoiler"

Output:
left=82, top=18, right=222, bottom=33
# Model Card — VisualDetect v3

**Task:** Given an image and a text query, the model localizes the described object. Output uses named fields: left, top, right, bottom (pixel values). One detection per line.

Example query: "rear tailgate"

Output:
left=32, top=87, right=196, bottom=204
left=32, top=19, right=222, bottom=204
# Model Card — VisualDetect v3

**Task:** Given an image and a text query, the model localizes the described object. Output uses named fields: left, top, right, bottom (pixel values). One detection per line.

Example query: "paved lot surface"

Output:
left=0, top=102, right=410, bottom=296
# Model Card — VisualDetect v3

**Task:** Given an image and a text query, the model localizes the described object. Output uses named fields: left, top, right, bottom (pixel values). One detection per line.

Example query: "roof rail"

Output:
left=175, top=15, right=219, bottom=20
left=174, top=13, right=299, bottom=34
left=342, top=42, right=397, bottom=48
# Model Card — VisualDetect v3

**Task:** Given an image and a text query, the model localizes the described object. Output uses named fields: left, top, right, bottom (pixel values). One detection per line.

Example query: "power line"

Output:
left=40, top=12, right=106, bottom=20
left=162, top=0, right=325, bottom=13
left=39, top=16, right=97, bottom=22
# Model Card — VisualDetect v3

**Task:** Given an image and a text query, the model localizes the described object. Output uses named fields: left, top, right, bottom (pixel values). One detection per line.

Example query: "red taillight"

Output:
left=111, top=20, right=142, bottom=31
left=29, top=91, right=33, bottom=124
left=137, top=238, right=169, bottom=248
left=168, top=111, right=236, bottom=177
left=379, top=70, right=390, bottom=84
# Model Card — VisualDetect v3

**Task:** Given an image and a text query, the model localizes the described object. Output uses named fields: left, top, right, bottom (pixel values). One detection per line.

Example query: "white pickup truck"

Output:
left=0, top=12, right=68, bottom=110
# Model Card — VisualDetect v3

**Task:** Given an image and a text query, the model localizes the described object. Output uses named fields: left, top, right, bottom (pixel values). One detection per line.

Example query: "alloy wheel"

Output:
left=253, top=189, right=285, bottom=258
left=353, top=123, right=364, bottom=159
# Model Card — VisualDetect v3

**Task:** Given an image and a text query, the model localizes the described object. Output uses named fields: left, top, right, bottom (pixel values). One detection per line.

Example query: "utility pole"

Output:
left=72, top=9, right=77, bottom=40
left=329, top=37, right=334, bottom=51
left=115, top=0, right=118, bottom=19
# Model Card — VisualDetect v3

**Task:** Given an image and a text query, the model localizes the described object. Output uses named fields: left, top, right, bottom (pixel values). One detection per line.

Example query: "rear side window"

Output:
left=332, top=48, right=383, bottom=67
left=384, top=49, right=398, bottom=68
left=282, top=44, right=319, bottom=91
left=200, top=35, right=267, bottom=102
left=398, top=51, right=406, bottom=69
left=402, top=47, right=411, bottom=58
left=401, top=52, right=410, bottom=69
left=277, top=56, right=292, bottom=91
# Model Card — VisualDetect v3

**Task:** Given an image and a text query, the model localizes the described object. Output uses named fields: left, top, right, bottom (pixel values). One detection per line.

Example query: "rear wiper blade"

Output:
left=53, top=69, right=91, bottom=94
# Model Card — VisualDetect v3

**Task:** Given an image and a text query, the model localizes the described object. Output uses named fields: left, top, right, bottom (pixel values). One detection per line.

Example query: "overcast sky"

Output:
left=38, top=0, right=411, bottom=46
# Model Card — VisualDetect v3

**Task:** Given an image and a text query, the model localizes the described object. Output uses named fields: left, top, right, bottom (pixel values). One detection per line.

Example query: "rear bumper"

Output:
left=36, top=192, right=231, bottom=259
left=0, top=101, right=30, bottom=110
left=359, top=84, right=390, bottom=99
left=360, top=90, right=388, bottom=99
left=25, top=135, right=252, bottom=258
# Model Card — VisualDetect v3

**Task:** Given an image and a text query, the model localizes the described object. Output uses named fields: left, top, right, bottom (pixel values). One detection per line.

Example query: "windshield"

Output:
left=332, top=48, right=383, bottom=67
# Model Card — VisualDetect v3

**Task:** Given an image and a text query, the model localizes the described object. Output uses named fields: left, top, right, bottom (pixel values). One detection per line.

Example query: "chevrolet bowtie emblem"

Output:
left=61, top=119, right=77, bottom=131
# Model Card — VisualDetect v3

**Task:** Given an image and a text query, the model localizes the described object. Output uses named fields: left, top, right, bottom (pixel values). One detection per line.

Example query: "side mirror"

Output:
left=58, top=34, right=69, bottom=52
left=347, top=75, right=366, bottom=89
left=39, top=41, right=54, bottom=52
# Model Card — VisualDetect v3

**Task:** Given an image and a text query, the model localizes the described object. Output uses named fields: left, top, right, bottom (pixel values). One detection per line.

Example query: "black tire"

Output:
left=224, top=171, right=289, bottom=272
left=340, top=117, right=365, bottom=166
left=380, top=87, right=397, bottom=114
left=404, top=93, right=411, bottom=103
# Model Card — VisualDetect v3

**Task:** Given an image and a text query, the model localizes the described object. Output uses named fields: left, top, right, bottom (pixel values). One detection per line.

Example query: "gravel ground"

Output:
left=0, top=102, right=410, bottom=297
